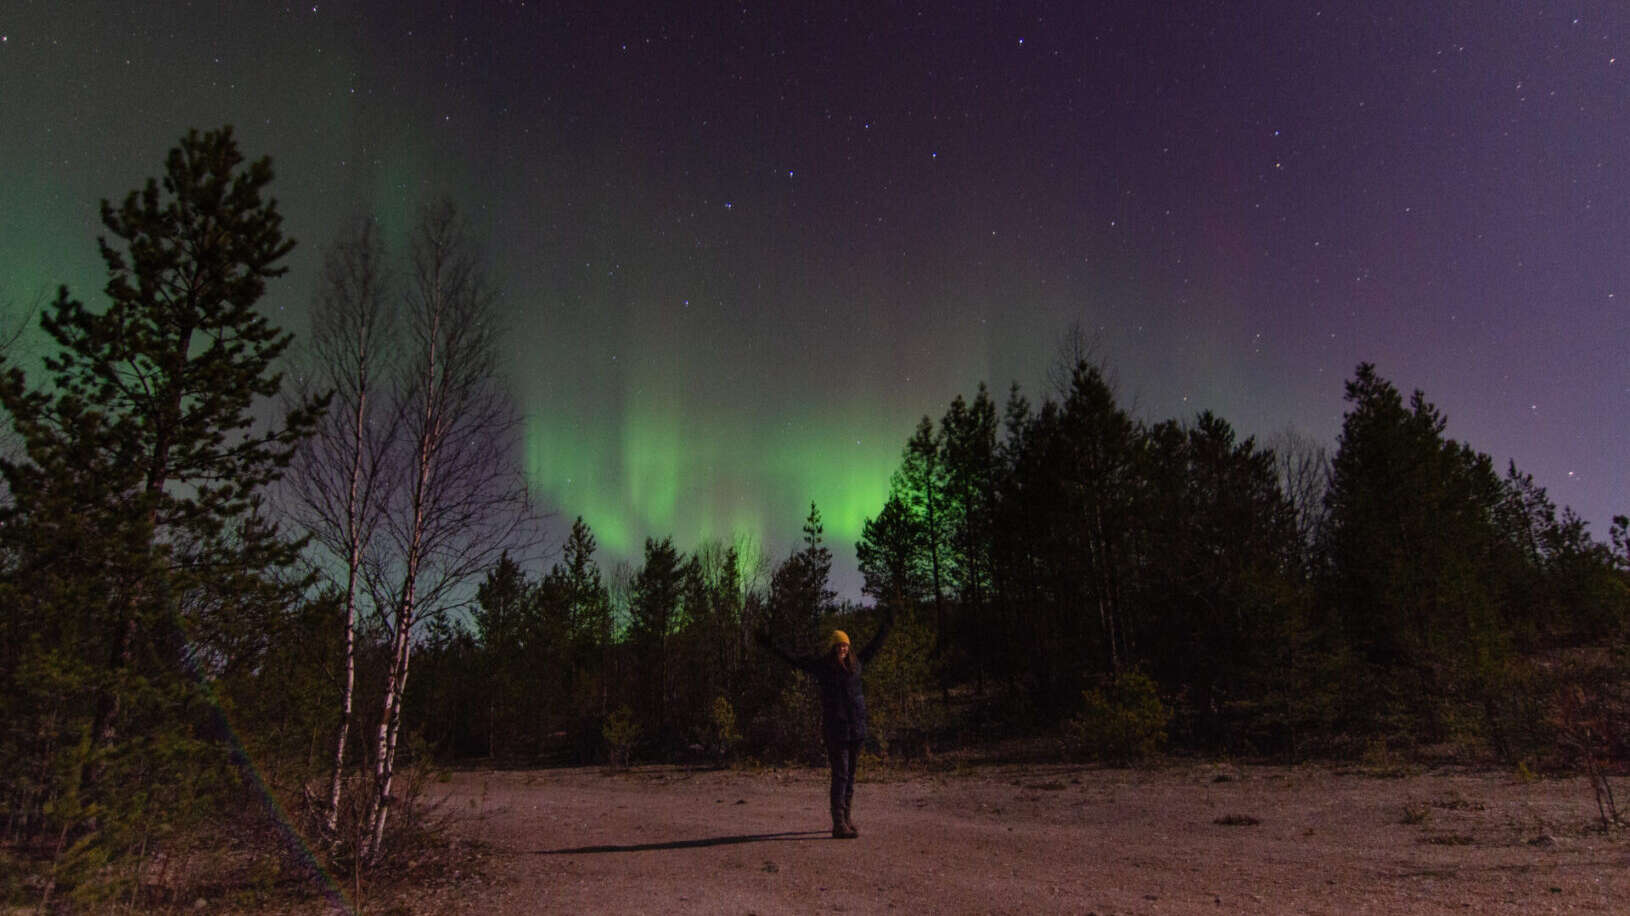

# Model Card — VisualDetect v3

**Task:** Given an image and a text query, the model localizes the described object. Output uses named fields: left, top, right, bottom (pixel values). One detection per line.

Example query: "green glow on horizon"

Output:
left=524, top=396, right=905, bottom=567
left=513, top=296, right=1018, bottom=579
left=762, top=421, right=898, bottom=545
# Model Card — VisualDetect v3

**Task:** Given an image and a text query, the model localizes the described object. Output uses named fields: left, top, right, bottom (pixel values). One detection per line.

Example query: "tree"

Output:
left=470, top=552, right=537, bottom=760
left=363, top=199, right=532, bottom=860
left=857, top=491, right=928, bottom=609
left=896, top=418, right=950, bottom=652
left=547, top=516, right=614, bottom=723
left=797, top=502, right=837, bottom=621
left=0, top=289, right=44, bottom=469
left=750, top=505, right=842, bottom=759
left=972, top=360, right=1139, bottom=713
left=1052, top=360, right=1140, bottom=674
left=1268, top=426, right=1330, bottom=576
left=286, top=215, right=395, bottom=838
left=678, top=536, right=747, bottom=715
left=767, top=503, right=837, bottom=641
left=0, top=126, right=323, bottom=891
left=938, top=385, right=999, bottom=690
left=555, top=519, right=607, bottom=637
left=988, top=382, right=1041, bottom=696
left=1495, top=466, right=1627, bottom=646
left=1133, top=412, right=1299, bottom=747
left=1319, top=364, right=1508, bottom=741
left=627, top=536, right=685, bottom=746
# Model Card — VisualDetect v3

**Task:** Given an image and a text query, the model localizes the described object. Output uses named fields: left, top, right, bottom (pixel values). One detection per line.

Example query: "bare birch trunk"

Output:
left=357, top=199, right=530, bottom=862
left=322, top=425, right=365, bottom=836
left=364, top=502, right=427, bottom=859
left=365, top=224, right=443, bottom=861
left=364, top=574, right=416, bottom=858
left=297, top=220, right=391, bottom=842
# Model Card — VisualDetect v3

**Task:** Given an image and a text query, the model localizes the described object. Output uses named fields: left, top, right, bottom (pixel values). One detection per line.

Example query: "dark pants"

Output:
left=826, top=738, right=861, bottom=813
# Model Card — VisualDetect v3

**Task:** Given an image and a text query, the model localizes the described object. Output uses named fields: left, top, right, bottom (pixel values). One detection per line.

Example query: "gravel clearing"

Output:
left=390, top=762, right=1629, bottom=915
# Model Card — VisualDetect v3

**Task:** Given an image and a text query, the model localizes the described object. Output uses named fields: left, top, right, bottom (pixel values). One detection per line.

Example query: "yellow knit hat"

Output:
left=828, top=629, right=851, bottom=650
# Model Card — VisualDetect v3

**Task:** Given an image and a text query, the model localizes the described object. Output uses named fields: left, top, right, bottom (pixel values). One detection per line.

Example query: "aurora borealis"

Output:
left=3, top=2, right=1627, bottom=596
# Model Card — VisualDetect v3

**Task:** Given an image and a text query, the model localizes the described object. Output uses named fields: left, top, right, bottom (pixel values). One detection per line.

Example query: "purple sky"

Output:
left=2, top=1, right=1625, bottom=593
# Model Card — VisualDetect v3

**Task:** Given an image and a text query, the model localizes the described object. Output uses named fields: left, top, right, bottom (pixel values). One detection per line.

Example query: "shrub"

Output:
left=706, top=697, right=742, bottom=765
left=601, top=706, right=640, bottom=772
left=861, top=607, right=935, bottom=760
left=1552, top=682, right=1622, bottom=826
left=1061, top=670, right=1171, bottom=764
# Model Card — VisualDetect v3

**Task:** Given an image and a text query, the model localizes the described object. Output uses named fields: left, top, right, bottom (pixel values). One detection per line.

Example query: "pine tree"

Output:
left=0, top=126, right=323, bottom=886
left=798, top=501, right=836, bottom=617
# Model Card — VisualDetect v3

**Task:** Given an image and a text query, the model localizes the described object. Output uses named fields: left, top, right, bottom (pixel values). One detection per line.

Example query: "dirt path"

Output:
left=398, top=762, right=1628, bottom=914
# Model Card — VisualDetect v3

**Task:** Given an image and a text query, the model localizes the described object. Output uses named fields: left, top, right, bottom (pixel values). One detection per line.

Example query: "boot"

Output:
left=843, top=797, right=858, bottom=836
left=831, top=804, right=857, bottom=839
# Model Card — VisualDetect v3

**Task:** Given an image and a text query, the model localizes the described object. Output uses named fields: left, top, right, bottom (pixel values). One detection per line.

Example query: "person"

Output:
left=757, top=610, right=893, bottom=839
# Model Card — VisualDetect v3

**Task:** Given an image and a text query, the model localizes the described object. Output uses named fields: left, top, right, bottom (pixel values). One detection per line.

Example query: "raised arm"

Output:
left=857, top=604, right=895, bottom=665
left=754, top=628, right=816, bottom=672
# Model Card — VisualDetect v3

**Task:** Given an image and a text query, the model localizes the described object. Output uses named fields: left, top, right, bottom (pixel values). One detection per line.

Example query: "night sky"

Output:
left=3, top=2, right=1626, bottom=596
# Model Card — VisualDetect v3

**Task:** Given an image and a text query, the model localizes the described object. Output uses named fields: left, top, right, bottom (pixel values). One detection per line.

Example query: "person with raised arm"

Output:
left=757, top=609, right=894, bottom=839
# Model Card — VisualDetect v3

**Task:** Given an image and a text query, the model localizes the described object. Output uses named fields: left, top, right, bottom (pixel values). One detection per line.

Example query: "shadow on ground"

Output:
left=539, top=831, right=829, bottom=855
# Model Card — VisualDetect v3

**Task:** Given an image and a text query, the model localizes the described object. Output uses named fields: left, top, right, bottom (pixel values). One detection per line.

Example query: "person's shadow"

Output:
left=539, top=831, right=828, bottom=855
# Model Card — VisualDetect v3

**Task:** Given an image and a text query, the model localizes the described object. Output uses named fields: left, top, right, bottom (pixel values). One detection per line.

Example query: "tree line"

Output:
left=403, top=354, right=1630, bottom=773
left=2, top=127, right=1626, bottom=906
left=852, top=361, right=1629, bottom=761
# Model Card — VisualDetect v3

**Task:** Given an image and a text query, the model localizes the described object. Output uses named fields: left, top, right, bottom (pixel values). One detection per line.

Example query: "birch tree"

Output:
left=286, top=217, right=395, bottom=840
left=363, top=200, right=532, bottom=860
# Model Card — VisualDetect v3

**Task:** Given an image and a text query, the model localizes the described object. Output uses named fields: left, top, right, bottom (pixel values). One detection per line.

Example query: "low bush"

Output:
left=1061, top=670, right=1171, bottom=764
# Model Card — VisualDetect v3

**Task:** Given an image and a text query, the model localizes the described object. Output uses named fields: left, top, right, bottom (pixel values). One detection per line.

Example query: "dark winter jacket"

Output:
left=761, top=611, right=893, bottom=745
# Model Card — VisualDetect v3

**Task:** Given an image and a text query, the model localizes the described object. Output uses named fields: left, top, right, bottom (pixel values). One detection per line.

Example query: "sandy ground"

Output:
left=392, top=761, right=1629, bottom=915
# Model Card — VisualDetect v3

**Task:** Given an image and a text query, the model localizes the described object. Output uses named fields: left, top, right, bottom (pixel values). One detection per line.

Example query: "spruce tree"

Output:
left=766, top=503, right=837, bottom=642
left=628, top=536, right=685, bottom=744
left=897, top=417, right=949, bottom=650
left=553, top=516, right=613, bottom=725
left=938, top=385, right=999, bottom=689
left=472, top=552, right=536, bottom=759
left=1320, top=363, right=1506, bottom=742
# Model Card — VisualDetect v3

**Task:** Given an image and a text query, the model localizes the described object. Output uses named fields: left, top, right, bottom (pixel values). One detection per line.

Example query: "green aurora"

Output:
left=5, top=2, right=1622, bottom=598
left=523, top=404, right=904, bottom=561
